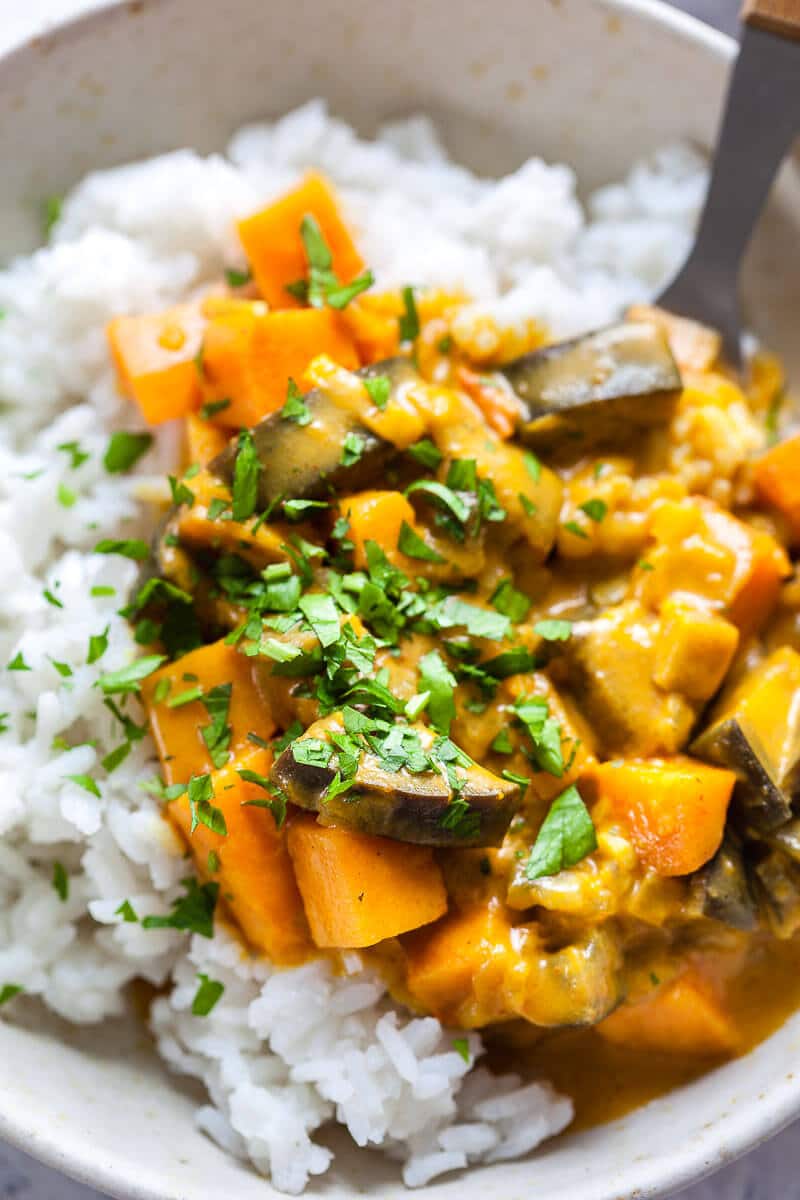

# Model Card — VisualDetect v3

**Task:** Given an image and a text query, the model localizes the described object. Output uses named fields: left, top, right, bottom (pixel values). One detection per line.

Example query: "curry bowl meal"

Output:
left=1, top=101, right=799, bottom=1194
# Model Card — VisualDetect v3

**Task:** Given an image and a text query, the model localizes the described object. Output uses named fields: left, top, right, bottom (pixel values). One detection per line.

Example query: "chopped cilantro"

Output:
left=563, top=520, right=589, bottom=540
left=452, top=1036, right=470, bottom=1063
left=407, top=439, right=443, bottom=471
left=231, top=430, right=261, bottom=522
left=341, top=431, right=365, bottom=466
left=225, top=266, right=252, bottom=288
left=579, top=498, right=607, bottom=523
left=97, top=654, right=166, bottom=695
left=638, top=559, right=655, bottom=572
left=167, top=685, right=203, bottom=709
left=292, top=737, right=334, bottom=768
left=168, top=475, right=195, bottom=507
left=87, top=626, right=110, bottom=665
left=207, top=851, right=220, bottom=873
left=43, top=194, right=63, bottom=237
left=103, top=431, right=153, bottom=474
left=523, top=451, right=542, bottom=484
left=52, top=861, right=69, bottom=902
left=433, top=595, right=510, bottom=641
left=49, top=658, right=73, bottom=678
left=525, top=784, right=597, bottom=880
left=534, top=619, right=572, bottom=642
left=238, top=770, right=288, bottom=828
left=326, top=271, right=374, bottom=309
left=142, top=877, right=219, bottom=938
left=65, top=773, right=101, bottom=798
left=490, top=579, right=530, bottom=623
left=200, top=398, right=232, bottom=421
left=43, top=588, right=63, bottom=609
left=94, top=538, right=150, bottom=562
left=491, top=729, right=514, bottom=754
left=7, top=652, right=30, bottom=672
left=399, top=286, right=420, bottom=342
left=397, top=520, right=445, bottom=563
left=58, top=441, right=90, bottom=470
left=115, top=900, right=138, bottom=923
left=192, top=973, right=225, bottom=1017
left=514, top=696, right=564, bottom=777
left=57, top=482, right=77, bottom=508
left=91, top=585, right=115, bottom=597
left=200, top=684, right=232, bottom=769
left=281, top=379, right=313, bottom=425
left=188, top=774, right=227, bottom=836
left=364, top=375, right=391, bottom=410
left=282, top=498, right=329, bottom=521
left=102, top=742, right=132, bottom=773
left=299, top=593, right=340, bottom=648
left=0, top=984, right=23, bottom=1007
left=418, top=649, right=457, bottom=736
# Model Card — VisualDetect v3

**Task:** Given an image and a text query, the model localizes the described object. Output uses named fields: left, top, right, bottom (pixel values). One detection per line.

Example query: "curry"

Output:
left=107, top=170, right=800, bottom=1127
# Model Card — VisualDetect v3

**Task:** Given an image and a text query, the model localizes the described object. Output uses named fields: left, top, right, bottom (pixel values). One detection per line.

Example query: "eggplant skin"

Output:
left=688, top=835, right=759, bottom=931
left=502, top=322, right=682, bottom=452
left=270, top=729, right=521, bottom=849
left=211, top=357, right=417, bottom=508
left=691, top=718, right=793, bottom=833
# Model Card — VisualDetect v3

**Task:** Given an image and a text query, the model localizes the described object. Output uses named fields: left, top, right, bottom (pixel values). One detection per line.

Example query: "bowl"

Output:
left=1, top=2, right=799, bottom=1198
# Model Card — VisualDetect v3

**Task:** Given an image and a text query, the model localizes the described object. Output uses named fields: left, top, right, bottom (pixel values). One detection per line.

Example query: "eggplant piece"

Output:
left=687, top=835, right=758, bottom=931
left=271, top=714, right=521, bottom=847
left=502, top=322, right=682, bottom=453
left=691, top=718, right=793, bottom=832
left=752, top=849, right=800, bottom=939
left=503, top=924, right=623, bottom=1028
left=211, top=357, right=419, bottom=509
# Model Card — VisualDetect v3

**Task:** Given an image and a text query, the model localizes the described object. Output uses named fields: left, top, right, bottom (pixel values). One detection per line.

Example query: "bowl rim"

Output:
left=5, top=3, right=795, bottom=1200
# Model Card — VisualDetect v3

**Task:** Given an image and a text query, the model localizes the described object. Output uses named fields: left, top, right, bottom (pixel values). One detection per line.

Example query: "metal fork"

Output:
left=657, top=0, right=800, bottom=366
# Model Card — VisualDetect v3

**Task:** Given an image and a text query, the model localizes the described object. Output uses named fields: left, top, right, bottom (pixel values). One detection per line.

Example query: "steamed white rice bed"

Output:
left=0, top=101, right=707, bottom=1192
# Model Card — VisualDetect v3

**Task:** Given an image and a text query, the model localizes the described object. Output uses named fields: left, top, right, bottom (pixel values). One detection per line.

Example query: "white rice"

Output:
left=0, top=100, right=707, bottom=1191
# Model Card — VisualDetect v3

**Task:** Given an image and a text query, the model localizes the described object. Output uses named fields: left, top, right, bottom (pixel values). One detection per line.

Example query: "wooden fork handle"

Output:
left=742, top=0, right=800, bottom=39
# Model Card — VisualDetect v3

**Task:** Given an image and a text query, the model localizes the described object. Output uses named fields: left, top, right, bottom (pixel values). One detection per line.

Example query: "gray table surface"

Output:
left=1, top=1, right=796, bottom=1197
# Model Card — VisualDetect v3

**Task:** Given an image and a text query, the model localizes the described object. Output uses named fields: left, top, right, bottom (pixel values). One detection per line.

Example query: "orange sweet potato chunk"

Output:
left=286, top=815, right=447, bottom=948
left=588, top=757, right=734, bottom=877
left=201, top=304, right=358, bottom=428
left=237, top=172, right=365, bottom=310
left=598, top=968, right=738, bottom=1056
left=141, top=640, right=275, bottom=785
left=168, top=746, right=311, bottom=964
left=107, top=302, right=205, bottom=424
left=753, top=434, right=800, bottom=542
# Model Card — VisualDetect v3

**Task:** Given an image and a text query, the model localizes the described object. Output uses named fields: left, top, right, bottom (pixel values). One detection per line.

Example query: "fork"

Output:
left=657, top=0, right=800, bottom=366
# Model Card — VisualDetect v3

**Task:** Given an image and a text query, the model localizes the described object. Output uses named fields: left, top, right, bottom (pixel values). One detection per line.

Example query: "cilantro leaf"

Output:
left=364, top=375, right=391, bottom=410
left=87, top=626, right=110, bottom=665
left=579, top=498, right=607, bottom=523
left=418, top=650, right=457, bottom=736
left=433, top=596, right=510, bottom=641
left=142, top=877, right=219, bottom=938
left=115, top=900, right=138, bottom=923
left=192, top=973, right=225, bottom=1017
left=326, top=270, right=374, bottom=309
left=188, top=774, right=227, bottom=836
left=490, top=579, right=530, bottom=623
left=407, top=439, right=443, bottom=471
left=94, top=538, right=150, bottom=562
left=534, top=619, right=572, bottom=642
left=52, top=861, right=69, bottom=902
left=525, top=784, right=596, bottom=880
left=225, top=266, right=252, bottom=288
left=281, top=379, right=312, bottom=426
left=58, top=441, right=90, bottom=470
left=0, top=984, right=23, bottom=1007
left=341, top=431, right=365, bottom=466
left=97, top=654, right=166, bottom=695
left=103, top=432, right=153, bottom=474
left=231, top=430, right=261, bottom=522
left=523, top=451, right=542, bottom=484
left=398, top=520, right=445, bottom=563
left=7, top=652, right=30, bottom=672
left=200, top=398, right=232, bottom=420
left=299, top=593, right=340, bottom=648
left=238, top=770, right=288, bottom=828
left=399, top=285, right=420, bottom=342
left=65, top=773, right=101, bottom=797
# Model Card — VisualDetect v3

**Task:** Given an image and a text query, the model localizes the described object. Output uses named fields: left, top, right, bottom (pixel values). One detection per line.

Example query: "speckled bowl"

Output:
left=1, top=2, right=799, bottom=1198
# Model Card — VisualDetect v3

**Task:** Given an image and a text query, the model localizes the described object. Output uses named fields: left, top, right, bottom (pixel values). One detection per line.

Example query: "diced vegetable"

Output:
left=627, top=304, right=721, bottom=372
left=185, top=413, right=229, bottom=465
left=107, top=302, right=205, bottom=424
left=286, top=813, right=447, bottom=948
left=168, top=747, right=311, bottom=963
left=345, top=491, right=420, bottom=569
left=271, top=714, right=521, bottom=847
left=237, top=172, right=365, bottom=309
left=503, top=322, right=682, bottom=453
left=587, top=757, right=734, bottom=876
left=753, top=850, right=800, bottom=938
left=692, top=646, right=800, bottom=832
left=652, top=599, right=739, bottom=702
left=403, top=902, right=513, bottom=1022
left=753, top=434, right=800, bottom=542
left=141, top=639, right=274, bottom=784
left=200, top=304, right=359, bottom=428
left=565, top=601, right=696, bottom=756
left=210, top=359, right=418, bottom=509
left=597, top=968, right=738, bottom=1056
left=504, top=925, right=622, bottom=1027
left=687, top=835, right=758, bottom=931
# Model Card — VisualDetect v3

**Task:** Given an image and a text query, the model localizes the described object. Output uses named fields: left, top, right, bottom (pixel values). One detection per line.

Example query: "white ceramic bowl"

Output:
left=1, top=2, right=800, bottom=1198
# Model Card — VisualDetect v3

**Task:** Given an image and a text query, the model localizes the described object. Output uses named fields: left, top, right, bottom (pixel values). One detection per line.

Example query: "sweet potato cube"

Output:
left=168, top=746, right=311, bottom=964
left=201, top=304, right=358, bottom=429
left=403, top=902, right=511, bottom=1019
left=753, top=434, right=800, bottom=542
left=286, top=815, right=447, bottom=948
left=141, top=639, right=275, bottom=784
left=107, top=302, right=205, bottom=424
left=653, top=599, right=739, bottom=702
left=588, top=757, right=734, bottom=876
left=598, top=968, right=738, bottom=1056
left=237, top=172, right=365, bottom=310
left=185, top=412, right=229, bottom=466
